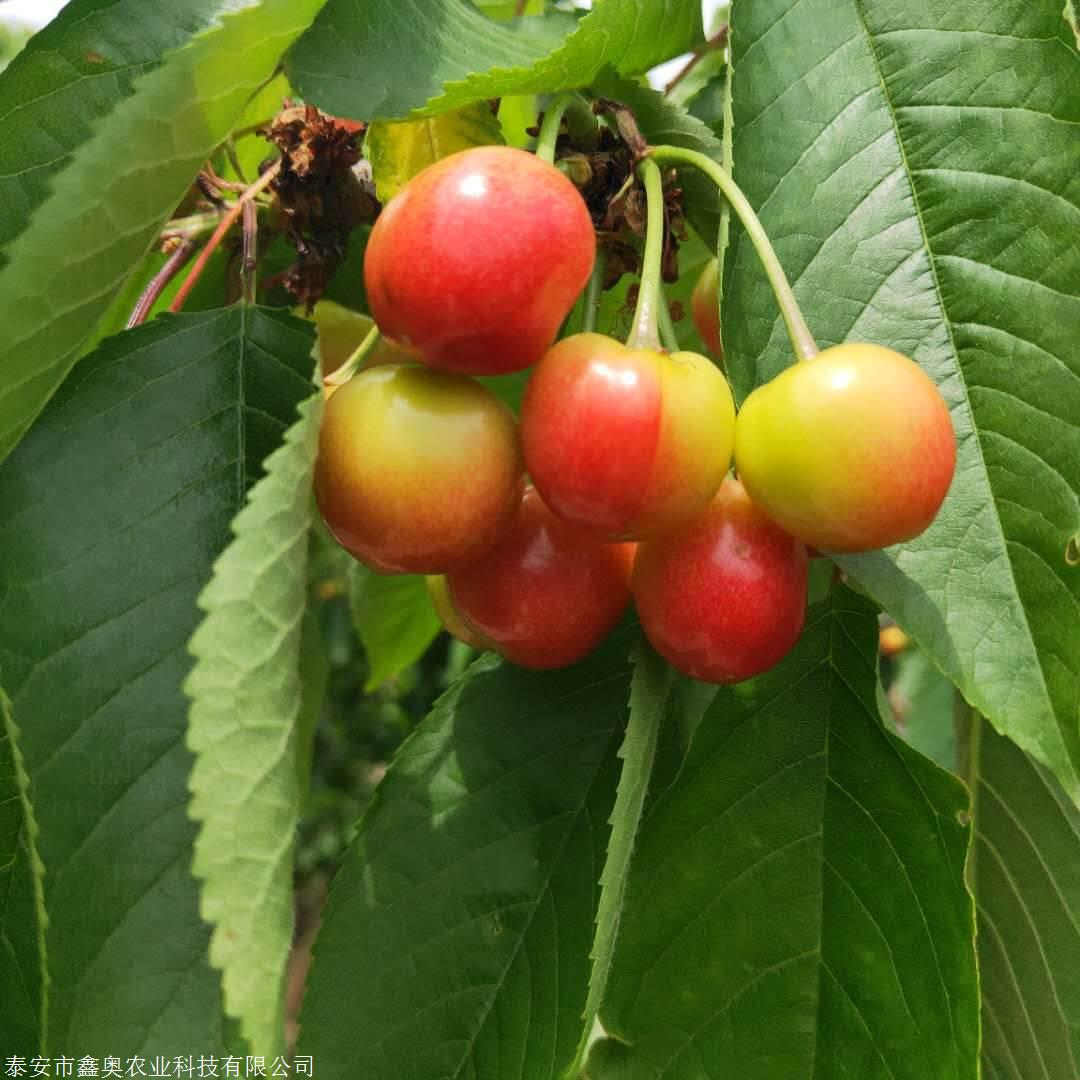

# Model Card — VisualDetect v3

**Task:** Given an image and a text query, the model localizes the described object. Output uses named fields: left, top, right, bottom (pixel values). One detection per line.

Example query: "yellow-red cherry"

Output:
left=314, top=364, right=524, bottom=574
left=734, top=343, right=956, bottom=552
left=520, top=333, right=735, bottom=539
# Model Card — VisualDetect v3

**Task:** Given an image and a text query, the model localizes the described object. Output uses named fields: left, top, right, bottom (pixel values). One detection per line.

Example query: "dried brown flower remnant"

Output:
left=263, top=104, right=380, bottom=309
left=542, top=106, right=688, bottom=291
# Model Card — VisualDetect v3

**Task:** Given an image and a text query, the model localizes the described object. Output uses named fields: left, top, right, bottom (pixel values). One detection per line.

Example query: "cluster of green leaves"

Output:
left=0, top=0, right=1077, bottom=1078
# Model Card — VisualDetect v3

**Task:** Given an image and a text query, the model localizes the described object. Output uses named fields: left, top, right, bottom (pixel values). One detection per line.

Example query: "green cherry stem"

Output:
left=647, top=145, right=818, bottom=361
left=324, top=324, right=383, bottom=388
left=581, top=248, right=606, bottom=334
left=657, top=289, right=681, bottom=352
left=534, top=93, right=595, bottom=164
left=626, top=156, right=666, bottom=352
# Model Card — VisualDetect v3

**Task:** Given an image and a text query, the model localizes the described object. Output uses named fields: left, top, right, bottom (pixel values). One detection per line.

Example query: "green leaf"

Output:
left=184, top=381, right=322, bottom=1056
left=289, top=0, right=701, bottom=121
left=0, top=21, right=32, bottom=75
left=722, top=0, right=1080, bottom=801
left=0, top=690, right=47, bottom=1051
left=583, top=641, right=672, bottom=1038
left=0, top=1, right=233, bottom=259
left=366, top=103, right=506, bottom=204
left=295, top=607, right=330, bottom=811
left=298, top=630, right=636, bottom=1080
left=0, top=306, right=314, bottom=1053
left=588, top=588, right=979, bottom=1079
left=0, top=0, right=328, bottom=466
left=886, top=647, right=957, bottom=772
left=349, top=566, right=442, bottom=692
left=964, top=717, right=1080, bottom=1080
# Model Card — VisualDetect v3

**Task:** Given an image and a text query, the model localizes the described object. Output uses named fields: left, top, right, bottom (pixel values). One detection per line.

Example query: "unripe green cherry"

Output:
left=520, top=333, right=736, bottom=538
left=314, top=364, right=524, bottom=574
left=734, top=343, right=956, bottom=552
left=690, top=257, right=723, bottom=357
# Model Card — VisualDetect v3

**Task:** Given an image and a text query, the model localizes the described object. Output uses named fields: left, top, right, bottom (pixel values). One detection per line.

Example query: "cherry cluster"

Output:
left=314, top=145, right=956, bottom=684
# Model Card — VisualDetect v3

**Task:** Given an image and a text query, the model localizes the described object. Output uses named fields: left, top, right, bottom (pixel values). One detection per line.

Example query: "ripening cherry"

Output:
left=520, top=333, right=736, bottom=538
left=446, top=489, right=635, bottom=670
left=314, top=364, right=524, bottom=574
left=364, top=146, right=596, bottom=376
left=690, top=257, right=723, bottom=357
left=734, top=343, right=956, bottom=552
left=633, top=475, right=808, bottom=684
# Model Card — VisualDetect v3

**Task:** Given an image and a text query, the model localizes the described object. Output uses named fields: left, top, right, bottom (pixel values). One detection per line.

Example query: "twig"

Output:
left=514, top=0, right=528, bottom=14
left=126, top=240, right=197, bottom=328
left=241, top=199, right=258, bottom=305
left=169, top=161, right=281, bottom=313
left=664, top=25, right=729, bottom=96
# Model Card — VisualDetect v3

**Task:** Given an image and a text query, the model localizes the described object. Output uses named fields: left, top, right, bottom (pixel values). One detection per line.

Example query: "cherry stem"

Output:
left=658, top=291, right=680, bottom=352
left=581, top=248, right=606, bottom=334
left=324, top=324, right=382, bottom=388
left=647, top=145, right=818, bottom=361
left=126, top=239, right=196, bottom=329
left=626, top=157, right=665, bottom=352
left=534, top=93, right=595, bottom=164
left=169, top=161, right=281, bottom=314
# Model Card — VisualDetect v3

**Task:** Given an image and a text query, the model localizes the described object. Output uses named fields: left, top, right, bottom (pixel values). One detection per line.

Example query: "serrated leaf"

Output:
left=289, top=0, right=701, bottom=121
left=0, top=690, right=47, bottom=1052
left=298, top=630, right=636, bottom=1080
left=583, top=641, right=672, bottom=1035
left=722, top=0, right=1080, bottom=801
left=588, top=588, right=979, bottom=1079
left=349, top=566, right=442, bottom=692
left=0, top=0, right=328, bottom=466
left=964, top=717, right=1080, bottom=1079
left=367, top=103, right=506, bottom=204
left=0, top=306, right=314, bottom=1053
left=185, top=380, right=322, bottom=1056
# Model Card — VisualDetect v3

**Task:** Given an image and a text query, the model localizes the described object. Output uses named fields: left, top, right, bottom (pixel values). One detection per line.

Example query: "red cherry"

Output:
left=364, top=146, right=595, bottom=376
left=520, top=333, right=735, bottom=538
left=425, top=575, right=494, bottom=652
left=690, top=257, right=723, bottom=357
left=446, top=489, right=635, bottom=670
left=633, top=476, right=808, bottom=683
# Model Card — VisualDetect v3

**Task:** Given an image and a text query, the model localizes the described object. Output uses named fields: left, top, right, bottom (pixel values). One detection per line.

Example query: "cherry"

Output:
left=633, top=475, right=808, bottom=683
left=690, top=257, right=723, bottom=357
left=734, top=343, right=956, bottom=552
left=446, top=489, right=635, bottom=670
left=426, top=575, right=493, bottom=651
left=520, top=333, right=735, bottom=538
left=314, top=364, right=524, bottom=574
left=364, top=146, right=595, bottom=376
